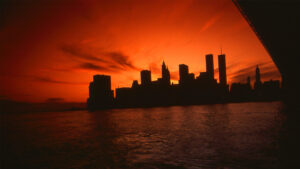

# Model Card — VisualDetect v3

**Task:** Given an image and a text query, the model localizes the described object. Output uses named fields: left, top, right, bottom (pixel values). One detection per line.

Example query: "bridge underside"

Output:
left=233, top=0, right=300, bottom=99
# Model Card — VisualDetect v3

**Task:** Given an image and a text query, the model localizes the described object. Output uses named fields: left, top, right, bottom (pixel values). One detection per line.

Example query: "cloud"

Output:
left=149, top=62, right=160, bottom=74
left=214, top=62, right=240, bottom=74
left=46, top=97, right=64, bottom=103
left=106, top=52, right=138, bottom=70
left=61, top=45, right=108, bottom=63
left=230, top=62, right=281, bottom=83
left=231, top=64, right=260, bottom=78
left=260, top=69, right=282, bottom=80
left=1, top=72, right=86, bottom=85
left=200, top=13, right=222, bottom=32
left=78, top=62, right=118, bottom=72
left=60, top=44, right=140, bottom=73
left=33, top=76, right=86, bottom=85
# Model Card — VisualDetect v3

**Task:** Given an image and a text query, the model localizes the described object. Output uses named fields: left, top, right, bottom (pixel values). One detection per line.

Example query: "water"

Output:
left=0, top=102, right=287, bottom=169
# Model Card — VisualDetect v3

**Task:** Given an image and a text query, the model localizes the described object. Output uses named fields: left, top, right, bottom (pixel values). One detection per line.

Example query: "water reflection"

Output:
left=0, top=102, right=288, bottom=169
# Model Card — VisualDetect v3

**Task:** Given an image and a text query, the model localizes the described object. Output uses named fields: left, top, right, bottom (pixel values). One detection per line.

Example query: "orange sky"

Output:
left=0, top=0, right=281, bottom=102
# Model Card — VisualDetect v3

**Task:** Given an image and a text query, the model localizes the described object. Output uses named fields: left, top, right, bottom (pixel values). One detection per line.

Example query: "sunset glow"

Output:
left=0, top=0, right=281, bottom=102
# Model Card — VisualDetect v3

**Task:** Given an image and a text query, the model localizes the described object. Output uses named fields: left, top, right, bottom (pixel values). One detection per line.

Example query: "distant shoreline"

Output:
left=1, top=99, right=284, bottom=114
left=88, top=99, right=282, bottom=111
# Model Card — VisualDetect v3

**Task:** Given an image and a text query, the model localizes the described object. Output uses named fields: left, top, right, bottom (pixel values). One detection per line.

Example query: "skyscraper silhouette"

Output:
left=218, top=54, right=227, bottom=86
left=206, top=54, right=214, bottom=79
left=161, top=61, right=171, bottom=85
left=87, top=75, right=114, bottom=110
left=256, top=65, right=261, bottom=82
left=247, top=76, right=251, bottom=86
left=179, top=64, right=189, bottom=85
left=141, top=70, right=151, bottom=86
left=254, top=65, right=262, bottom=90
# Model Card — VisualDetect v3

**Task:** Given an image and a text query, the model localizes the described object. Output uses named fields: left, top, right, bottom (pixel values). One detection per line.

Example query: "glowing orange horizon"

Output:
left=0, top=0, right=281, bottom=102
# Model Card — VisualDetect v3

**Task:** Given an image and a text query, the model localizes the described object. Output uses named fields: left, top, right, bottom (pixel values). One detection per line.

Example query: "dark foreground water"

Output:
left=0, top=102, right=292, bottom=169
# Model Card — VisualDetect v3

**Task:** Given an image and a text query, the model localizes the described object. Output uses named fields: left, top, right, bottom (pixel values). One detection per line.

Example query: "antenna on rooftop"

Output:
left=220, top=45, right=223, bottom=55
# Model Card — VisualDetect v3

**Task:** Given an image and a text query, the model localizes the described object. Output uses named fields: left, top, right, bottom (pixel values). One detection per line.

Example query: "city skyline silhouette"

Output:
left=88, top=53, right=281, bottom=110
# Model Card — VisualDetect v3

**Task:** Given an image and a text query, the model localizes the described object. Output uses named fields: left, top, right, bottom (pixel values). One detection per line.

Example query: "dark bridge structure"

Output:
left=233, top=1, right=300, bottom=167
left=233, top=0, right=300, bottom=101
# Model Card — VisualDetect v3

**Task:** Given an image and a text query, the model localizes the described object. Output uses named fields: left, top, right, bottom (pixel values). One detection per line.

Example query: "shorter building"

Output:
left=179, top=64, right=195, bottom=85
left=230, top=82, right=252, bottom=101
left=179, top=64, right=189, bottom=85
left=198, top=72, right=209, bottom=80
left=262, top=80, right=281, bottom=100
left=87, top=75, right=114, bottom=110
left=141, top=70, right=151, bottom=86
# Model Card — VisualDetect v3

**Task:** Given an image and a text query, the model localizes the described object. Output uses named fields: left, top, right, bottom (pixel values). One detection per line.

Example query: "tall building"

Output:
left=247, top=76, right=251, bottom=85
left=179, top=64, right=189, bottom=84
left=247, top=76, right=252, bottom=89
left=255, top=65, right=261, bottom=83
left=218, top=54, right=227, bottom=86
left=87, top=75, right=114, bottom=110
left=254, top=65, right=262, bottom=90
left=141, top=70, right=151, bottom=86
left=161, top=61, right=170, bottom=85
left=206, top=54, right=214, bottom=79
left=92, top=75, right=112, bottom=91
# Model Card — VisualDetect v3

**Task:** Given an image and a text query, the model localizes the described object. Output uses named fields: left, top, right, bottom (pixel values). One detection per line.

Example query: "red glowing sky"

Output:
left=0, top=0, right=281, bottom=102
